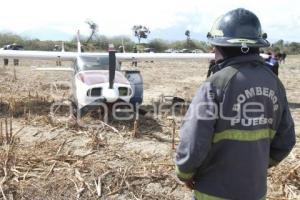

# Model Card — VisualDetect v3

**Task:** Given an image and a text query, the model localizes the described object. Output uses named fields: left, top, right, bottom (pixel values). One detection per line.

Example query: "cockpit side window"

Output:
left=78, top=56, right=120, bottom=71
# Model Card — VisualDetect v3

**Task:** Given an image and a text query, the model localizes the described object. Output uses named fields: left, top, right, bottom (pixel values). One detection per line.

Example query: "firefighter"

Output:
left=265, top=52, right=279, bottom=75
left=131, top=46, right=138, bottom=67
left=12, top=43, right=20, bottom=66
left=3, top=45, right=9, bottom=66
left=175, top=8, right=295, bottom=200
left=281, top=52, right=287, bottom=63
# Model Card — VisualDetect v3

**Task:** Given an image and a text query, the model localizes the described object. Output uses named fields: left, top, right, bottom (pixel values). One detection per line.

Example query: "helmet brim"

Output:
left=208, top=37, right=270, bottom=48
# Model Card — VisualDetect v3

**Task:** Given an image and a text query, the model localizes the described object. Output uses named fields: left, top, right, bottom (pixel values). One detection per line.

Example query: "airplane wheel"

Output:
left=69, top=100, right=79, bottom=119
left=124, top=71, right=143, bottom=105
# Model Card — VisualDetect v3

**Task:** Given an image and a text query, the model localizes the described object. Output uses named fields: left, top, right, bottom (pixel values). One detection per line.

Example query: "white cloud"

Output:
left=0, top=0, right=299, bottom=41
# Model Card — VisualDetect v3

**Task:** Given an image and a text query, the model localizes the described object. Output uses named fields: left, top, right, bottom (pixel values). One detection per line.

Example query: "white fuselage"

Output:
left=73, top=56, right=133, bottom=109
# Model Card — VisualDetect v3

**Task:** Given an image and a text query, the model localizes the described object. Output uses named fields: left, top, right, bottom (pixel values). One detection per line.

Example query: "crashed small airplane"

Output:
left=0, top=31, right=264, bottom=117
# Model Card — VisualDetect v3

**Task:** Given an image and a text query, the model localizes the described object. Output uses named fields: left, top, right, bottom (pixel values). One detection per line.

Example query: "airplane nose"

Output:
left=102, top=88, right=118, bottom=103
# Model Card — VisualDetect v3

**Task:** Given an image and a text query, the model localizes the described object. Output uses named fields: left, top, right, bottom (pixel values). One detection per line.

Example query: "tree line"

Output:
left=269, top=40, right=300, bottom=55
left=0, top=32, right=299, bottom=54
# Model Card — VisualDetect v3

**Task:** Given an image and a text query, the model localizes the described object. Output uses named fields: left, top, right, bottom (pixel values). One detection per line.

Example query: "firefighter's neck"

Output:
left=215, top=47, right=225, bottom=63
left=214, top=46, right=259, bottom=63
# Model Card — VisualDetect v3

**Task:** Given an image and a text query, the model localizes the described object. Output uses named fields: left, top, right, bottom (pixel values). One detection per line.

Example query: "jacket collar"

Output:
left=217, top=54, right=265, bottom=69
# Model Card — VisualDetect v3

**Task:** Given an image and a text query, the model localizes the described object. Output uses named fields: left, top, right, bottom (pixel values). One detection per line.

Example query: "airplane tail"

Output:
left=121, top=38, right=126, bottom=53
left=77, top=30, right=82, bottom=53
left=61, top=42, right=65, bottom=52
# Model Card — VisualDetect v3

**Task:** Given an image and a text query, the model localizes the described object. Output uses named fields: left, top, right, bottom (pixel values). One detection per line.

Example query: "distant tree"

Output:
left=94, top=35, right=109, bottom=51
left=0, top=32, right=24, bottom=47
left=170, top=40, right=185, bottom=50
left=276, top=39, right=284, bottom=48
left=149, top=39, right=169, bottom=52
left=273, top=46, right=281, bottom=54
left=110, top=36, right=135, bottom=52
left=132, top=25, right=150, bottom=44
left=169, top=39, right=209, bottom=52
left=1, top=31, right=299, bottom=55
left=85, top=20, right=99, bottom=44
left=272, top=39, right=285, bottom=53
left=185, top=30, right=190, bottom=40
left=288, top=42, right=300, bottom=54
left=185, top=30, right=191, bottom=49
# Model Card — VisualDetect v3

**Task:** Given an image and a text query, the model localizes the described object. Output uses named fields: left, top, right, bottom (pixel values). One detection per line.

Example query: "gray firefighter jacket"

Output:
left=175, top=54, right=296, bottom=200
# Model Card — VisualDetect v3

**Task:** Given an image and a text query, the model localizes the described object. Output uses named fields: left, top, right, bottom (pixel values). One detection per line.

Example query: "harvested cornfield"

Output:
left=0, top=56, right=299, bottom=199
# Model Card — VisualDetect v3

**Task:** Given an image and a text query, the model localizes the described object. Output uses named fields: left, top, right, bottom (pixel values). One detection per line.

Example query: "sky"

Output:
left=0, top=0, right=299, bottom=42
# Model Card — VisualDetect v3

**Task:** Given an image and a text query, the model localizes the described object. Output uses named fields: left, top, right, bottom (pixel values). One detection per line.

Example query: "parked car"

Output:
left=1, top=44, right=24, bottom=50
left=192, top=49, right=204, bottom=53
left=179, top=49, right=192, bottom=53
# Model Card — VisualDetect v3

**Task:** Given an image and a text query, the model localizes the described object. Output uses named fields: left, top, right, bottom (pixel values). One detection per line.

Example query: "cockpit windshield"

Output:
left=77, top=56, right=120, bottom=71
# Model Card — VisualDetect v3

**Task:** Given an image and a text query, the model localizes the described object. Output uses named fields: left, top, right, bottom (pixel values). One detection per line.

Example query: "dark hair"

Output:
left=216, top=46, right=259, bottom=59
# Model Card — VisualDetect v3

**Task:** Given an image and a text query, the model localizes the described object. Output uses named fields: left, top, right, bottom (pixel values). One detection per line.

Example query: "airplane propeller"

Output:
left=108, top=45, right=116, bottom=89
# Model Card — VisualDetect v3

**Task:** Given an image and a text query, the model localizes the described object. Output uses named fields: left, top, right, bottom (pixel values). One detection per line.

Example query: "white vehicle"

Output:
left=192, top=49, right=204, bottom=53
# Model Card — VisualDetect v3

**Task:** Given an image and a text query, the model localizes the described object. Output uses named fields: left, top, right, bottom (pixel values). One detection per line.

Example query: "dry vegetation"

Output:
left=0, top=56, right=299, bottom=199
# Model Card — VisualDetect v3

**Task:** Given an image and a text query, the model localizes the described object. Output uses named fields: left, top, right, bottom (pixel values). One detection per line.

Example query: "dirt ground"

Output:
left=0, top=56, right=299, bottom=199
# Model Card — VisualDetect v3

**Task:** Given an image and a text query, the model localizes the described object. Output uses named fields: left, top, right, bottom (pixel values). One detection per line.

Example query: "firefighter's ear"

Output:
left=262, top=33, right=267, bottom=39
left=207, top=32, right=212, bottom=38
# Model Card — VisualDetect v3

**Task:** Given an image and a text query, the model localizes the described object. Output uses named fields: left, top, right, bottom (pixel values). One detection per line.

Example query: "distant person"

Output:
left=131, top=46, right=137, bottom=67
left=3, top=45, right=9, bottom=66
left=265, top=52, right=279, bottom=75
left=3, top=58, right=9, bottom=66
left=118, top=46, right=124, bottom=66
left=281, top=52, right=287, bottom=64
left=53, top=45, right=60, bottom=51
left=56, top=56, right=62, bottom=67
left=2, top=44, right=22, bottom=66
left=118, top=46, right=124, bottom=53
left=276, top=52, right=283, bottom=64
left=13, top=59, right=19, bottom=66
left=11, top=43, right=22, bottom=66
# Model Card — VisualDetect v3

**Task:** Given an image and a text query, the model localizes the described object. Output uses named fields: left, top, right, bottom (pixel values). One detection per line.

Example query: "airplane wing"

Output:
left=115, top=52, right=269, bottom=61
left=0, top=50, right=215, bottom=61
left=0, top=50, right=268, bottom=62
left=0, top=30, right=267, bottom=62
left=116, top=53, right=215, bottom=61
left=0, top=50, right=77, bottom=61
left=32, top=66, right=74, bottom=71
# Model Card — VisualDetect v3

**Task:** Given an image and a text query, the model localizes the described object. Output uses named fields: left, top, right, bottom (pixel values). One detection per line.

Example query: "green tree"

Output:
left=85, top=20, right=99, bottom=44
left=94, top=35, right=109, bottom=51
left=149, top=39, right=169, bottom=52
left=185, top=30, right=191, bottom=49
left=132, top=25, right=150, bottom=44
left=0, top=32, right=23, bottom=47
left=288, top=42, right=300, bottom=54
left=110, top=36, right=134, bottom=52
